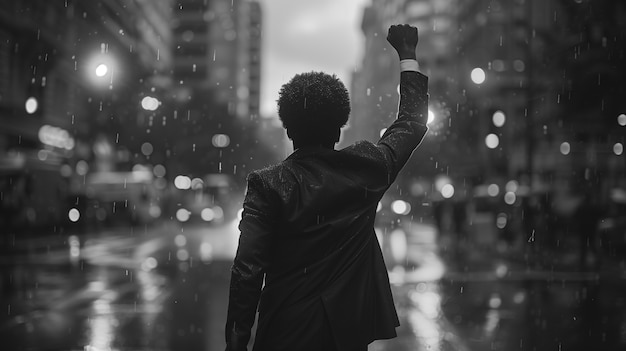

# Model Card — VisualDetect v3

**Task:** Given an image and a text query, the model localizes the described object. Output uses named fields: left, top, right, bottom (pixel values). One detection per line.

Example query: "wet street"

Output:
left=2, top=219, right=626, bottom=351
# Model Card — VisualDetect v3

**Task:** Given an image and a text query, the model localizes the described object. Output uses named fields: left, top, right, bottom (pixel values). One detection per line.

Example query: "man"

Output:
left=225, top=24, right=429, bottom=351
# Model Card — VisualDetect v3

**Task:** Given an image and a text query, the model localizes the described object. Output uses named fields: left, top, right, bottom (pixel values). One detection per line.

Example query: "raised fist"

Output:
left=387, top=24, right=418, bottom=60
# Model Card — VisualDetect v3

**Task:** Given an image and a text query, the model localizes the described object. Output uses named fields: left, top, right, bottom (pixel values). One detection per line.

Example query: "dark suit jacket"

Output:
left=225, top=70, right=429, bottom=351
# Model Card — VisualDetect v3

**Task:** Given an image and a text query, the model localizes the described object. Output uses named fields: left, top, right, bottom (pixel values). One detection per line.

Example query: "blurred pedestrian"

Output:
left=225, top=24, right=429, bottom=351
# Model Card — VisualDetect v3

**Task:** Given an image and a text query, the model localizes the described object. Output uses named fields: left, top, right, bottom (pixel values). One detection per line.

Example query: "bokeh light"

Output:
left=471, top=67, right=486, bottom=84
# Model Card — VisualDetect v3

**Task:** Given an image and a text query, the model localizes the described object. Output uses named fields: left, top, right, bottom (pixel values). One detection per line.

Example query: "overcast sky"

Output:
left=256, top=0, right=370, bottom=118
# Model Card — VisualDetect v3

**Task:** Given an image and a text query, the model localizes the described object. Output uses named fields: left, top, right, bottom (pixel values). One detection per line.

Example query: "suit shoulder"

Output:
left=341, top=140, right=386, bottom=163
left=247, top=162, right=295, bottom=192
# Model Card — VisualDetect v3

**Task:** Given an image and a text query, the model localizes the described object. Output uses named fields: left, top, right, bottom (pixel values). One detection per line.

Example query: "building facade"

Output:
left=0, top=0, right=172, bottom=231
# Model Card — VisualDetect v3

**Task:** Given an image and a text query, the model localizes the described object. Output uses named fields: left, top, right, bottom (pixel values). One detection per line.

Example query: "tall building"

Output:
left=167, top=0, right=262, bottom=177
left=455, top=0, right=626, bottom=197
left=172, top=0, right=261, bottom=120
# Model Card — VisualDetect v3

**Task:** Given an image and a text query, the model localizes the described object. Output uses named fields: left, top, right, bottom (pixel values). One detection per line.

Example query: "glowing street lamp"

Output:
left=85, top=45, right=119, bottom=88
left=95, top=63, right=109, bottom=77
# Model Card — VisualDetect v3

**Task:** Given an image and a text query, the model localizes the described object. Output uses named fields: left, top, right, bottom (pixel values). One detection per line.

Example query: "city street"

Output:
left=2, top=218, right=625, bottom=351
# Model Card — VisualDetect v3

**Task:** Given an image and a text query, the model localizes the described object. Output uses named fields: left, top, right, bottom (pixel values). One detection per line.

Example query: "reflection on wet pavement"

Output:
left=2, top=219, right=626, bottom=350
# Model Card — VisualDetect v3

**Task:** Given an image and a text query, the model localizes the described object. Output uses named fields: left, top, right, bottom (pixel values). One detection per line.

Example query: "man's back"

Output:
left=225, top=24, right=428, bottom=351
left=247, top=141, right=400, bottom=350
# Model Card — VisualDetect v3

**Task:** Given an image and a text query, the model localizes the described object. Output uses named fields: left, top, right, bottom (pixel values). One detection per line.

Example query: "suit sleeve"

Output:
left=225, top=172, right=277, bottom=351
left=377, top=70, right=429, bottom=183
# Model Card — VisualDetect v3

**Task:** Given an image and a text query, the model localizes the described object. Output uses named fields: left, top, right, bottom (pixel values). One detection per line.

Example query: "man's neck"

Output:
left=292, top=141, right=335, bottom=151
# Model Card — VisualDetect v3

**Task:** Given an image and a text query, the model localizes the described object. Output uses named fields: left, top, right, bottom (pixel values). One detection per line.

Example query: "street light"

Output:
left=95, top=63, right=109, bottom=77
left=85, top=45, right=119, bottom=88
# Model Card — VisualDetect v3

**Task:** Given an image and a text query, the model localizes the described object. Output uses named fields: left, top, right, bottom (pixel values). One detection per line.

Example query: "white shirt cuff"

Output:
left=400, top=59, right=420, bottom=72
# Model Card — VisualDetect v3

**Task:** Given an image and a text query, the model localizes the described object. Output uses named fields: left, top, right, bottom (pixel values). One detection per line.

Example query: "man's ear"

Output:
left=286, top=128, right=293, bottom=140
left=334, top=128, right=341, bottom=143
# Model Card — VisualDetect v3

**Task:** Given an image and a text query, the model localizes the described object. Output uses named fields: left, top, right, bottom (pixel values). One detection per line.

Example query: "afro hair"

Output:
left=277, top=71, right=350, bottom=144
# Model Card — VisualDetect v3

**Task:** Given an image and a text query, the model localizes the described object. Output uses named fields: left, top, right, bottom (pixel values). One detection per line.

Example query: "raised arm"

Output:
left=378, top=24, right=429, bottom=183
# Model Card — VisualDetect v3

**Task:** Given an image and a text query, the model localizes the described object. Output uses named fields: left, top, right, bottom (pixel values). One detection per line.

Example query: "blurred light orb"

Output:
left=95, top=63, right=108, bottom=77
left=495, top=263, right=508, bottom=278
left=560, top=142, right=571, bottom=155
left=212, top=134, right=230, bottom=148
left=76, top=160, right=89, bottom=176
left=434, top=175, right=452, bottom=192
left=149, top=205, right=161, bottom=218
left=201, top=208, right=215, bottom=221
left=427, top=109, right=435, bottom=124
left=174, top=175, right=192, bottom=190
left=37, top=149, right=49, bottom=161
left=212, top=206, right=224, bottom=220
left=176, top=208, right=191, bottom=222
left=141, top=96, right=160, bottom=111
left=175, top=234, right=187, bottom=247
left=60, top=164, right=73, bottom=177
left=492, top=110, right=506, bottom=127
left=513, top=291, right=526, bottom=304
left=505, top=180, right=518, bottom=193
left=614, top=143, right=623, bottom=156
left=191, top=177, right=204, bottom=190
left=471, top=68, right=486, bottom=84
left=485, top=133, right=499, bottom=149
left=141, top=142, right=154, bottom=156
left=176, top=249, right=189, bottom=261
left=504, top=191, right=517, bottom=205
left=618, top=113, right=626, bottom=126
left=496, top=213, right=508, bottom=229
left=492, top=59, right=505, bottom=72
left=489, top=294, right=502, bottom=309
left=487, top=184, right=500, bottom=197
left=25, top=97, right=38, bottom=114
left=154, top=178, right=167, bottom=190
left=141, top=257, right=158, bottom=271
left=513, top=59, right=525, bottom=72
left=68, top=208, right=80, bottom=222
left=153, top=164, right=166, bottom=178
left=391, top=200, right=411, bottom=215
left=441, top=184, right=455, bottom=199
